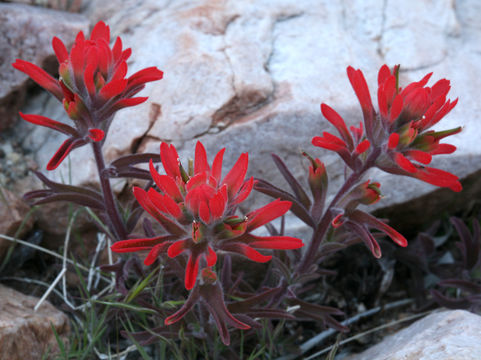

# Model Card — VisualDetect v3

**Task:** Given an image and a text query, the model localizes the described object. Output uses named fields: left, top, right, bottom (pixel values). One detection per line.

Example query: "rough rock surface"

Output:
left=0, top=284, right=70, bottom=360
left=3, top=0, right=83, bottom=12
left=350, top=310, right=481, bottom=360
left=11, top=0, right=481, bottom=231
left=0, top=3, right=89, bottom=130
left=0, top=187, right=34, bottom=260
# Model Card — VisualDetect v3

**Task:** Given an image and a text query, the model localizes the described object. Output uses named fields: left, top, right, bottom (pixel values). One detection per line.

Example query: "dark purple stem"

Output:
left=91, top=141, right=128, bottom=240
left=296, top=149, right=380, bottom=274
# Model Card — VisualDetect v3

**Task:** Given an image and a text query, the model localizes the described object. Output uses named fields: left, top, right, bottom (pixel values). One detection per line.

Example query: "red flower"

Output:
left=376, top=65, right=461, bottom=191
left=111, top=141, right=304, bottom=290
left=12, top=21, right=163, bottom=170
left=313, top=65, right=461, bottom=192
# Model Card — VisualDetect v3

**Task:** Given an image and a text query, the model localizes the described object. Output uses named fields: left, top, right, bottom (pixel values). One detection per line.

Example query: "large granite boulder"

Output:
left=10, top=0, right=481, bottom=232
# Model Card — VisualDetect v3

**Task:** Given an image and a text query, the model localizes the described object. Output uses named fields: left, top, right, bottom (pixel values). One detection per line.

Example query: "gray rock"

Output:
left=18, top=0, right=481, bottom=231
left=0, top=3, right=89, bottom=130
left=350, top=310, right=481, bottom=360
left=2, top=0, right=83, bottom=12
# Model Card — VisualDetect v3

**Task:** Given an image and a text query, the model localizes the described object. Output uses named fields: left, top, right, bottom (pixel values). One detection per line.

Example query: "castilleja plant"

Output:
left=257, top=65, right=461, bottom=275
left=13, top=21, right=163, bottom=171
left=13, top=19, right=465, bottom=356
left=13, top=21, right=163, bottom=240
left=110, top=141, right=304, bottom=344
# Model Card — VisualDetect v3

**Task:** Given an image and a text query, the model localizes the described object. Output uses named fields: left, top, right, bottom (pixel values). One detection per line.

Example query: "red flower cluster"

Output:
left=12, top=21, right=163, bottom=170
left=376, top=65, right=461, bottom=191
left=111, top=141, right=304, bottom=290
left=313, top=65, right=461, bottom=192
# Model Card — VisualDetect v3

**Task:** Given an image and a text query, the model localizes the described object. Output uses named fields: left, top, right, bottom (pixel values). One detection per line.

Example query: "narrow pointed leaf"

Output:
left=254, top=178, right=314, bottom=227
left=271, top=153, right=311, bottom=209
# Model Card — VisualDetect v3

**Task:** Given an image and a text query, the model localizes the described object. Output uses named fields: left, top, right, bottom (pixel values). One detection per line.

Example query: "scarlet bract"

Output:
left=313, top=64, right=461, bottom=192
left=12, top=21, right=163, bottom=170
left=111, top=141, right=304, bottom=290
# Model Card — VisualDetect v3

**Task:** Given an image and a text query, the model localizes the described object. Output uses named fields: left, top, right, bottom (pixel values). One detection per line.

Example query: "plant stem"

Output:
left=297, top=149, right=380, bottom=273
left=91, top=141, right=127, bottom=241
left=296, top=172, right=361, bottom=273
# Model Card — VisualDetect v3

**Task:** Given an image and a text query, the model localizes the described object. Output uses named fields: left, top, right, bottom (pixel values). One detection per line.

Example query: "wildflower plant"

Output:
left=11, top=20, right=464, bottom=357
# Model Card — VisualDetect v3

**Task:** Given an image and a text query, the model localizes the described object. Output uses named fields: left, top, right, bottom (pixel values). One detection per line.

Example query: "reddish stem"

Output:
left=296, top=148, right=380, bottom=274
left=91, top=141, right=128, bottom=240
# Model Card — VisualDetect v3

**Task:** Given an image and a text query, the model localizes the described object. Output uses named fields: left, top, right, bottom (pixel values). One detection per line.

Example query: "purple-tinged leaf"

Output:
left=255, top=178, right=315, bottom=227
left=439, top=279, right=481, bottom=294
left=431, top=289, right=471, bottom=309
left=142, top=218, right=156, bottom=238
left=230, top=314, right=262, bottom=328
left=110, top=168, right=153, bottom=180
left=241, top=308, right=295, bottom=320
left=318, top=243, right=348, bottom=256
left=228, top=287, right=282, bottom=312
left=221, top=254, right=233, bottom=289
left=32, top=171, right=102, bottom=198
left=288, top=298, right=348, bottom=332
left=451, top=217, right=480, bottom=270
left=29, top=193, right=105, bottom=210
left=109, top=153, right=161, bottom=168
left=271, top=153, right=311, bottom=209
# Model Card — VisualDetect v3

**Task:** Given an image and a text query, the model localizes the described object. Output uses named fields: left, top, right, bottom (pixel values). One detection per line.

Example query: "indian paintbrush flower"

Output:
left=313, top=64, right=461, bottom=192
left=12, top=20, right=466, bottom=349
left=376, top=65, right=461, bottom=191
left=12, top=21, right=163, bottom=170
left=111, top=141, right=304, bottom=290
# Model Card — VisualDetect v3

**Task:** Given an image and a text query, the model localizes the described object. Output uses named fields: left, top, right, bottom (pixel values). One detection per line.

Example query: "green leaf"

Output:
left=126, top=266, right=159, bottom=303
left=93, top=300, right=157, bottom=314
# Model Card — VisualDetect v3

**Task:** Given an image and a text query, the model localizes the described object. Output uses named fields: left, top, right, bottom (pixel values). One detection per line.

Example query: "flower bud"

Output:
left=357, top=180, right=381, bottom=205
left=303, top=152, right=328, bottom=200
left=344, top=180, right=382, bottom=210
left=201, top=267, right=217, bottom=285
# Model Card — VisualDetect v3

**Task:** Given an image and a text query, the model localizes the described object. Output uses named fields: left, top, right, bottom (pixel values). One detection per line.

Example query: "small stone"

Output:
left=6, top=151, right=21, bottom=164
left=0, top=284, right=70, bottom=360
left=1, top=143, right=14, bottom=156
